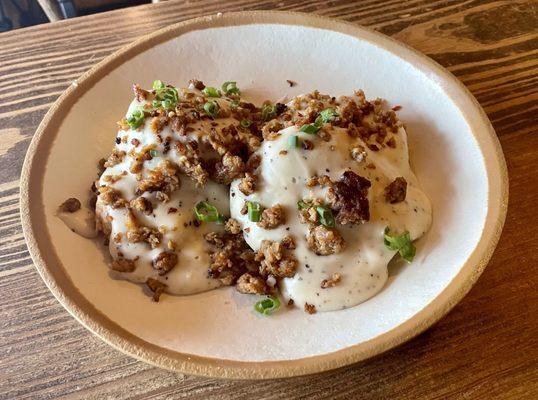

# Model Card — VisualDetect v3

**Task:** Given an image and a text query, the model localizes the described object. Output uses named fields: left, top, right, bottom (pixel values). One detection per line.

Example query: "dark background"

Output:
left=0, top=0, right=150, bottom=31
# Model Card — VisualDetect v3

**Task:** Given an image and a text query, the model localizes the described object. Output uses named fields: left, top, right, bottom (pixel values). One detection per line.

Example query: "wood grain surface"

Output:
left=0, top=0, right=537, bottom=398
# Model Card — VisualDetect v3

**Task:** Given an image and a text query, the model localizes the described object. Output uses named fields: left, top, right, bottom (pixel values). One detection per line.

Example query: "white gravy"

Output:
left=230, top=124, right=431, bottom=311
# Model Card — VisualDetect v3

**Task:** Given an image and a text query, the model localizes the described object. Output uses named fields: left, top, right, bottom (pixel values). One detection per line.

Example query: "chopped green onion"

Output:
left=384, top=227, right=416, bottom=263
left=149, top=149, right=158, bottom=158
left=318, top=108, right=338, bottom=123
left=288, top=135, right=299, bottom=148
left=254, top=296, right=280, bottom=315
left=127, top=107, right=145, bottom=129
left=230, top=100, right=240, bottom=109
left=216, top=214, right=226, bottom=225
left=316, top=206, right=335, bottom=228
left=194, top=201, right=223, bottom=222
left=240, top=119, right=252, bottom=128
left=203, top=100, right=220, bottom=118
left=247, top=201, right=262, bottom=222
left=161, top=99, right=174, bottom=109
left=261, top=104, right=277, bottom=121
left=202, top=86, right=221, bottom=97
left=221, top=81, right=240, bottom=95
left=300, top=123, right=320, bottom=134
left=153, top=80, right=165, bottom=90
left=153, top=82, right=179, bottom=110
left=297, top=200, right=312, bottom=210
left=299, top=108, right=339, bottom=134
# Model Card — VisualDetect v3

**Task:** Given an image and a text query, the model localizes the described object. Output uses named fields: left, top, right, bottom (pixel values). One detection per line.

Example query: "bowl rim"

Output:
left=20, top=10, right=508, bottom=379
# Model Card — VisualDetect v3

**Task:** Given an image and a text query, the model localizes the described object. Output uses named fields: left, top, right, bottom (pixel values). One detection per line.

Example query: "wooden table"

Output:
left=1, top=0, right=537, bottom=398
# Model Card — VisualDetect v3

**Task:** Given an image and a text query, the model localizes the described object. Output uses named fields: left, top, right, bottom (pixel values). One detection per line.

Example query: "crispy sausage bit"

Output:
left=206, top=232, right=258, bottom=286
left=152, top=251, right=178, bottom=275
left=321, top=273, right=342, bottom=288
left=281, top=235, right=296, bottom=250
left=256, top=240, right=298, bottom=278
left=97, top=158, right=107, bottom=174
left=189, top=79, right=205, bottom=90
left=136, top=160, right=180, bottom=198
left=262, top=120, right=283, bottom=141
left=98, top=186, right=127, bottom=208
left=306, top=176, right=318, bottom=188
left=212, top=153, right=245, bottom=185
left=59, top=198, right=81, bottom=213
left=130, top=196, right=153, bottom=215
left=299, top=205, right=319, bottom=225
left=146, top=278, right=166, bottom=302
left=328, top=171, right=371, bottom=225
left=238, top=172, right=257, bottom=195
left=304, top=303, right=317, bottom=314
left=307, top=225, right=346, bottom=256
left=225, top=218, right=242, bottom=235
left=236, top=273, right=268, bottom=295
left=350, top=145, right=367, bottom=163
left=126, top=225, right=161, bottom=249
left=150, top=116, right=170, bottom=133
left=104, top=149, right=126, bottom=168
left=257, top=204, right=285, bottom=229
left=133, top=84, right=149, bottom=101
left=175, top=141, right=208, bottom=187
left=384, top=177, right=407, bottom=203
left=110, top=258, right=136, bottom=272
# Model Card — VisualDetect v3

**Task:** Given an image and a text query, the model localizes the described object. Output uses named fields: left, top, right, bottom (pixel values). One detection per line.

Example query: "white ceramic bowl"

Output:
left=21, top=11, right=507, bottom=379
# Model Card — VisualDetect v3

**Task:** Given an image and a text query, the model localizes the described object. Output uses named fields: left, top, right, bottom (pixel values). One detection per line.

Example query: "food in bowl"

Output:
left=59, top=80, right=431, bottom=313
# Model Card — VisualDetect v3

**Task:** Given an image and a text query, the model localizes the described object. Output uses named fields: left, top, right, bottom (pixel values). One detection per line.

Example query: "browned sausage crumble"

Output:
left=327, top=170, right=371, bottom=225
left=304, top=303, right=317, bottom=314
left=307, top=225, right=346, bottom=256
left=146, top=278, right=166, bottom=302
left=59, top=198, right=81, bottom=213
left=384, top=177, right=407, bottom=203
left=257, top=204, right=285, bottom=229
left=321, top=273, right=342, bottom=289
left=90, top=81, right=411, bottom=307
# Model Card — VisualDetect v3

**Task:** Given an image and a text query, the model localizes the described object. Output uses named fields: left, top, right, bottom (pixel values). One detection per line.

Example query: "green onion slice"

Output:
left=247, top=201, right=263, bottom=222
left=299, top=123, right=320, bottom=134
left=240, top=119, right=252, bottom=128
left=152, top=82, right=179, bottom=110
left=202, top=86, right=221, bottom=97
left=194, top=201, right=223, bottom=222
left=297, top=200, right=312, bottom=210
left=316, top=206, right=335, bottom=228
left=127, top=107, right=145, bottom=129
left=161, top=99, right=174, bottom=109
left=254, top=296, right=280, bottom=315
left=261, top=104, right=277, bottom=121
left=318, top=108, right=338, bottom=123
left=203, top=100, right=220, bottom=118
left=153, top=80, right=165, bottom=90
left=149, top=149, right=158, bottom=158
left=230, top=100, right=240, bottom=109
left=221, top=81, right=240, bottom=95
left=299, top=108, right=339, bottom=134
left=288, top=135, right=299, bottom=148
left=383, top=227, right=416, bottom=263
